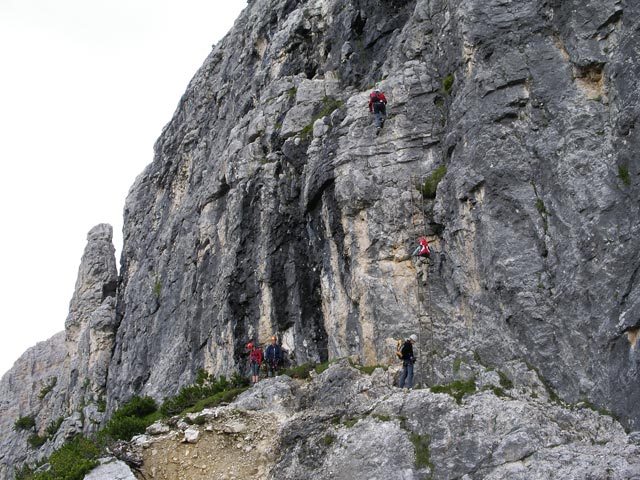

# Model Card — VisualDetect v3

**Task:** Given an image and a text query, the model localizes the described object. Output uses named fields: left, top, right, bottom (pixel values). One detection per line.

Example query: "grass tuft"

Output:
left=442, top=74, right=454, bottom=95
left=417, top=166, right=447, bottom=199
left=431, top=377, right=477, bottom=404
left=618, top=165, right=631, bottom=186
left=409, top=432, right=433, bottom=469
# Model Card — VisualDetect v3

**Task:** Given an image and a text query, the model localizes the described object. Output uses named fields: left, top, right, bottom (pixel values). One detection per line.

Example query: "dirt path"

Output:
left=135, top=410, right=281, bottom=480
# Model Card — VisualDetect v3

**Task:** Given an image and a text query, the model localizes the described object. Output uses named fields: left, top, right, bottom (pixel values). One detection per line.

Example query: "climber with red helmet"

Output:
left=412, top=237, right=431, bottom=258
left=368, top=86, right=387, bottom=135
left=247, top=342, right=263, bottom=384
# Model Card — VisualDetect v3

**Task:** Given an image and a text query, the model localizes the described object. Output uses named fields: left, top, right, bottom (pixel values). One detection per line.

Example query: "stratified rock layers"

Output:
left=1, top=0, right=640, bottom=477
left=110, top=0, right=639, bottom=430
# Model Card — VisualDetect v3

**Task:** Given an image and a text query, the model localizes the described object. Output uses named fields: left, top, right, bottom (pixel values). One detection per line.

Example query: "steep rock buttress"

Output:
left=0, top=224, right=118, bottom=476
left=107, top=0, right=639, bottom=431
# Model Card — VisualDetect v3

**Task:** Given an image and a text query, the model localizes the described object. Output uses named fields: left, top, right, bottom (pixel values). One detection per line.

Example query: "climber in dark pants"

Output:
left=398, top=334, right=417, bottom=389
left=368, top=87, right=387, bottom=135
left=264, top=335, right=283, bottom=377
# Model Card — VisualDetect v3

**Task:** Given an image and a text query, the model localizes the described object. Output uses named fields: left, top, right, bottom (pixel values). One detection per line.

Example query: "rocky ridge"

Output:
left=115, top=361, right=640, bottom=480
left=1, top=0, right=640, bottom=478
left=0, top=225, right=118, bottom=477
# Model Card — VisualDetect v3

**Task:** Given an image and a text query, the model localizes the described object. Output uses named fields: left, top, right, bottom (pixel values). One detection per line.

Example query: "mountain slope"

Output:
left=1, top=0, right=639, bottom=477
left=109, top=0, right=640, bottom=428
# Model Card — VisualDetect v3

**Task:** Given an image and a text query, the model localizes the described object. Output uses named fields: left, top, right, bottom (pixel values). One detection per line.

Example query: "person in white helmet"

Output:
left=398, top=334, right=418, bottom=389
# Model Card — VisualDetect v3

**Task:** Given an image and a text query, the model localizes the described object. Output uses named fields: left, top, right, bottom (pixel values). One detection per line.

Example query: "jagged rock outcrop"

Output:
left=107, top=0, right=639, bottom=431
left=126, top=362, right=640, bottom=479
left=0, top=224, right=118, bottom=478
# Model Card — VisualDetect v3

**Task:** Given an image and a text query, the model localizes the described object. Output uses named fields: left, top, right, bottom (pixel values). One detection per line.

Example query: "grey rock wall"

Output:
left=2, top=0, right=640, bottom=477
left=106, top=0, right=639, bottom=431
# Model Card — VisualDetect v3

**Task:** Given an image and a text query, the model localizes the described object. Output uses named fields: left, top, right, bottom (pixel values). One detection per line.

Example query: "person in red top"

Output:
left=247, top=342, right=263, bottom=384
left=368, top=87, right=387, bottom=135
left=412, top=237, right=431, bottom=258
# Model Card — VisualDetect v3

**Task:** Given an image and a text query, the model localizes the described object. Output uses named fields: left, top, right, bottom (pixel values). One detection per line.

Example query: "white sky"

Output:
left=0, top=1, right=247, bottom=377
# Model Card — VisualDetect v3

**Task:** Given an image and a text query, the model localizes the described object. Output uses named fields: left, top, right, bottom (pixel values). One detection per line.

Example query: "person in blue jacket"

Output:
left=264, top=335, right=283, bottom=377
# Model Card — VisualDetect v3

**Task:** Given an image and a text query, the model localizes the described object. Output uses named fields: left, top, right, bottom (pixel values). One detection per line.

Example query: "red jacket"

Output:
left=250, top=348, right=263, bottom=364
left=368, top=91, right=387, bottom=112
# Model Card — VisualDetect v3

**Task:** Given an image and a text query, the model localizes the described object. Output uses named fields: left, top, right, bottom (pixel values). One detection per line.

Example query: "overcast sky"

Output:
left=0, top=1, right=247, bottom=377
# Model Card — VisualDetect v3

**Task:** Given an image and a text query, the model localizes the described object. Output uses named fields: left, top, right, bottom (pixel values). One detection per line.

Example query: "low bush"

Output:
left=618, top=165, right=631, bottom=186
left=281, top=363, right=314, bottom=379
left=185, top=387, right=248, bottom=414
left=409, top=432, right=433, bottom=469
left=101, top=395, right=159, bottom=441
left=27, top=434, right=47, bottom=449
left=161, top=373, right=247, bottom=416
left=14, top=416, right=36, bottom=431
left=38, top=377, right=57, bottom=400
left=101, top=415, right=152, bottom=442
left=442, top=74, right=454, bottom=95
left=46, top=417, right=64, bottom=437
left=34, top=437, right=101, bottom=480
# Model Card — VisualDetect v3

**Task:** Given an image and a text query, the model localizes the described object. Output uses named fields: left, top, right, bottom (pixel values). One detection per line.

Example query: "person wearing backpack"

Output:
left=264, top=335, right=283, bottom=377
left=247, top=342, right=263, bottom=384
left=398, top=334, right=417, bottom=389
left=412, top=237, right=431, bottom=258
left=368, top=87, right=387, bottom=135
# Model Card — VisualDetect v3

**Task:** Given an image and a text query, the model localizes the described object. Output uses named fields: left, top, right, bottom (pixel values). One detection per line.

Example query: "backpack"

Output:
left=370, top=91, right=382, bottom=103
left=396, top=339, right=404, bottom=360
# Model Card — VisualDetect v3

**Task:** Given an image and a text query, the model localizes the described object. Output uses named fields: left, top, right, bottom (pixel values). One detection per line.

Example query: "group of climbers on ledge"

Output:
left=246, top=335, right=284, bottom=384
left=247, top=332, right=420, bottom=390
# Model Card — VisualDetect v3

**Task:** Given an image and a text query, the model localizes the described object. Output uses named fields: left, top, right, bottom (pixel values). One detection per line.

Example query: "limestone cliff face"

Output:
left=107, top=0, right=639, bottom=431
left=0, top=225, right=118, bottom=476
left=2, top=0, right=640, bottom=477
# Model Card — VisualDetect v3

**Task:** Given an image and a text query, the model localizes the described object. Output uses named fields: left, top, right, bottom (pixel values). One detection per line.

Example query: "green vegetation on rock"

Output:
left=14, top=416, right=36, bottom=431
left=431, top=377, right=477, bottom=404
left=101, top=395, right=159, bottom=441
left=409, top=432, right=434, bottom=469
left=417, top=165, right=447, bottom=199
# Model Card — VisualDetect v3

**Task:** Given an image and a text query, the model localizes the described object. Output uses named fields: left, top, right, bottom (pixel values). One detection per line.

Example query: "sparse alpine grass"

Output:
left=160, top=370, right=248, bottom=416
left=431, top=377, right=477, bottom=404
left=418, top=165, right=447, bottom=199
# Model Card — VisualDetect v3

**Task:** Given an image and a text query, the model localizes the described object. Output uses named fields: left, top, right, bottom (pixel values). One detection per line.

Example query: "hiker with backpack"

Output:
left=398, top=334, right=418, bottom=389
left=247, top=342, right=263, bottom=384
left=264, top=335, right=283, bottom=377
left=412, top=237, right=431, bottom=258
left=368, top=87, right=387, bottom=135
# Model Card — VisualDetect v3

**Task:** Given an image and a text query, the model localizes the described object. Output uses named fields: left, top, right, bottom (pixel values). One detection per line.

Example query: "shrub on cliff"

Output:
left=101, top=395, right=159, bottom=441
left=14, top=416, right=36, bottom=431
left=17, top=437, right=100, bottom=480
left=160, top=371, right=248, bottom=416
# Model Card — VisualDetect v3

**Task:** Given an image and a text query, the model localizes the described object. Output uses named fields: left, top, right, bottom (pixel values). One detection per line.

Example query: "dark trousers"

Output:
left=267, top=360, right=279, bottom=377
left=399, top=361, right=414, bottom=389
left=373, top=103, right=386, bottom=128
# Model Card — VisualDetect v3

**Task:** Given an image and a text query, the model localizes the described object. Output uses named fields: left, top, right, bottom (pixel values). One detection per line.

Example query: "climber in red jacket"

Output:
left=368, top=87, right=387, bottom=135
left=412, top=237, right=431, bottom=257
left=247, top=342, right=263, bottom=384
